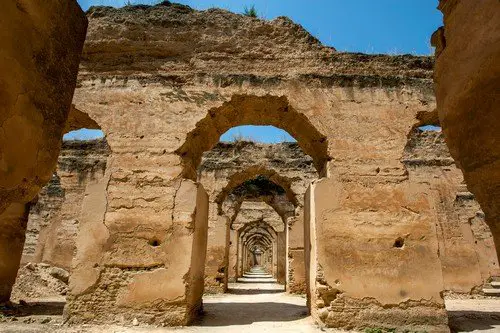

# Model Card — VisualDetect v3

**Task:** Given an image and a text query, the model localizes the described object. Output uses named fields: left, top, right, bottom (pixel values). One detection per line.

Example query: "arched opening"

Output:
left=235, top=217, right=283, bottom=292
left=9, top=107, right=111, bottom=309
left=189, top=95, right=324, bottom=324
left=176, top=94, right=329, bottom=180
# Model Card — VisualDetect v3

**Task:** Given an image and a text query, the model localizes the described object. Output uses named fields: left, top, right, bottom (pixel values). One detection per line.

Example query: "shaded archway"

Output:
left=176, top=94, right=329, bottom=180
left=216, top=166, right=300, bottom=213
left=184, top=94, right=326, bottom=324
left=9, top=108, right=111, bottom=306
left=198, top=169, right=297, bottom=293
left=235, top=212, right=284, bottom=284
left=227, top=193, right=291, bottom=284
left=221, top=176, right=295, bottom=220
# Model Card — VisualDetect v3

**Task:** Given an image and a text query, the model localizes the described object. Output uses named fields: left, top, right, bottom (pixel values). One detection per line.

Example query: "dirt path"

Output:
left=446, top=299, right=500, bottom=333
left=0, top=292, right=322, bottom=333
left=1, top=294, right=499, bottom=332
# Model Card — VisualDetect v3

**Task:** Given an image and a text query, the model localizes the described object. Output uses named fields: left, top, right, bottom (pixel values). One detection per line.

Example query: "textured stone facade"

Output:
left=403, top=129, right=499, bottom=293
left=0, top=1, right=498, bottom=332
left=64, top=4, right=445, bottom=330
left=433, top=0, right=500, bottom=263
left=21, top=140, right=110, bottom=271
left=0, top=0, right=87, bottom=302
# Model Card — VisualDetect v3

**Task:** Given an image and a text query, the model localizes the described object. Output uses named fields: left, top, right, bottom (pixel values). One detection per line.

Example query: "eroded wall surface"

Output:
left=21, top=132, right=498, bottom=302
left=66, top=3, right=450, bottom=330
left=21, top=140, right=110, bottom=271
left=403, top=130, right=499, bottom=293
left=0, top=0, right=87, bottom=302
left=433, top=0, right=500, bottom=259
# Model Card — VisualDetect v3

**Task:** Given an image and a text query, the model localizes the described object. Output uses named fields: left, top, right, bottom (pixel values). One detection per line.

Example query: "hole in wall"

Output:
left=149, top=239, right=161, bottom=247
left=393, top=237, right=405, bottom=248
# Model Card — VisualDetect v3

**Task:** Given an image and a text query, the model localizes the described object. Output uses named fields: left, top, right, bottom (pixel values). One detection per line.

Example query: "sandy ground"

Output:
left=445, top=299, right=500, bottom=333
left=1, top=292, right=499, bottom=333
left=0, top=292, right=320, bottom=333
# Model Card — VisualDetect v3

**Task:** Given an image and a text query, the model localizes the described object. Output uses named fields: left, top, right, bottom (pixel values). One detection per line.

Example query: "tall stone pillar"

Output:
left=277, top=231, right=287, bottom=284
left=0, top=203, right=30, bottom=301
left=433, top=0, right=500, bottom=263
left=228, top=228, right=237, bottom=282
left=0, top=0, right=87, bottom=302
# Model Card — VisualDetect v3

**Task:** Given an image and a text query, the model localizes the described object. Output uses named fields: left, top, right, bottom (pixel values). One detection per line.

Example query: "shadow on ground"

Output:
left=0, top=301, right=65, bottom=317
left=448, top=311, right=500, bottom=333
left=227, top=288, right=284, bottom=295
left=196, top=301, right=308, bottom=326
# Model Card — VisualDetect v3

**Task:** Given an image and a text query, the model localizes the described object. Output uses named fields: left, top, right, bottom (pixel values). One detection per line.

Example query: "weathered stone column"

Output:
left=0, top=203, right=30, bottom=301
left=311, top=176, right=449, bottom=332
left=272, top=237, right=278, bottom=278
left=0, top=0, right=87, bottom=302
left=303, top=183, right=316, bottom=312
left=228, top=228, right=238, bottom=282
left=236, top=231, right=243, bottom=277
left=433, top=0, right=500, bottom=263
left=277, top=231, right=287, bottom=284
left=289, top=212, right=307, bottom=293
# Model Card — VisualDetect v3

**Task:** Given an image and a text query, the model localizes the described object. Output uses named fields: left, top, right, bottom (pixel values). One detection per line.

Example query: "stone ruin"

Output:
left=0, top=1, right=499, bottom=332
left=14, top=132, right=500, bottom=327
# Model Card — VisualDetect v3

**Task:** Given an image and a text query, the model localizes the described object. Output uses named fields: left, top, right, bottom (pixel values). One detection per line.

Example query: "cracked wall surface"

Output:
left=0, top=0, right=87, bottom=302
left=18, top=131, right=498, bottom=303
left=2, top=1, right=498, bottom=331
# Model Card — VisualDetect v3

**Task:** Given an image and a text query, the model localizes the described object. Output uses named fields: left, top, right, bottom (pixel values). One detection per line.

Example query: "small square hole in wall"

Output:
left=393, top=237, right=405, bottom=248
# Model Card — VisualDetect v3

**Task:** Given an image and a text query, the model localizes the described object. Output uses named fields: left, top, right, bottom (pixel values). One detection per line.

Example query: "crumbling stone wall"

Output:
left=66, top=3, right=448, bottom=331
left=21, top=133, right=499, bottom=300
left=403, top=129, right=499, bottom=293
left=0, top=0, right=87, bottom=302
left=21, top=139, right=110, bottom=271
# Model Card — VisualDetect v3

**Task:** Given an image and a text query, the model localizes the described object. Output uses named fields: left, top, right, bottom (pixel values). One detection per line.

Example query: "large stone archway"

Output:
left=65, top=3, right=449, bottom=331
left=1, top=2, right=499, bottom=332
left=176, top=94, right=330, bottom=179
left=198, top=142, right=317, bottom=294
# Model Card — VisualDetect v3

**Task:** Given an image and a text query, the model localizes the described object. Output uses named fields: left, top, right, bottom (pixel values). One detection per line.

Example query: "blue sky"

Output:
left=69, top=0, right=442, bottom=142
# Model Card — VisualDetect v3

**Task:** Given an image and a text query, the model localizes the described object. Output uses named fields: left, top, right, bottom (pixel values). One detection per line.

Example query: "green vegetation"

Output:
left=242, top=5, right=258, bottom=18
